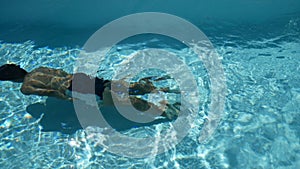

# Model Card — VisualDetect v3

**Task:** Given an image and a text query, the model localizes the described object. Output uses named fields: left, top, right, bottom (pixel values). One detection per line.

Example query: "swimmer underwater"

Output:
left=0, top=63, right=181, bottom=120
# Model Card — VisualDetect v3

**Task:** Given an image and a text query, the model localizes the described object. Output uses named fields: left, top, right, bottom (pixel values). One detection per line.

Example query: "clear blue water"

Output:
left=1, top=3, right=300, bottom=169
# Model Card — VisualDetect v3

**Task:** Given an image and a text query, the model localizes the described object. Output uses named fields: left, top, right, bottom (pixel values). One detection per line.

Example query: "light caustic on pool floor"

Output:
left=0, top=36, right=300, bottom=168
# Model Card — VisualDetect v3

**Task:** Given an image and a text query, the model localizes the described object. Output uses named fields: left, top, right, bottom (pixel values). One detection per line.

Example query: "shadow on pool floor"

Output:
left=26, top=97, right=168, bottom=134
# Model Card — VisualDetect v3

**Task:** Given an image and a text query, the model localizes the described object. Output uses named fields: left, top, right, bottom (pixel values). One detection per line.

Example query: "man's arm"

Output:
left=21, top=84, right=71, bottom=100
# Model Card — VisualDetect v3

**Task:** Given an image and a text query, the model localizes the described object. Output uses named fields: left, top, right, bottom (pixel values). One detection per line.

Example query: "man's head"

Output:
left=0, top=64, right=28, bottom=82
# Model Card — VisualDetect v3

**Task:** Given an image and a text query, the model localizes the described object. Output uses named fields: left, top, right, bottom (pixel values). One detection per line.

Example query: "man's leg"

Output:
left=129, top=76, right=180, bottom=95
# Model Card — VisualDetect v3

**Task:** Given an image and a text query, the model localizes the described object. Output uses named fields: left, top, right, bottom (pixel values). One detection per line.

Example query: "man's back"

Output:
left=21, top=67, right=73, bottom=99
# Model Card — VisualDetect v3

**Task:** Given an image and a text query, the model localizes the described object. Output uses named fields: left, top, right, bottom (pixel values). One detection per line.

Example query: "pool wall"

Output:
left=0, top=0, right=299, bottom=46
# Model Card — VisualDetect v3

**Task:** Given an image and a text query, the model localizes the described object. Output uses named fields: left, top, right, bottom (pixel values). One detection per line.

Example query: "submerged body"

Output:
left=0, top=64, right=180, bottom=120
left=20, top=67, right=73, bottom=100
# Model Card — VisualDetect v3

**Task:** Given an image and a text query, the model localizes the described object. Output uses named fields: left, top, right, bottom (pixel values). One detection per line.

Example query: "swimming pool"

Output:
left=1, top=1, right=300, bottom=169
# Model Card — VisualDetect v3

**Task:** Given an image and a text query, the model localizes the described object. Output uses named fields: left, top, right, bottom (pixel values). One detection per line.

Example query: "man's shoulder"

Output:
left=31, top=67, right=58, bottom=72
left=29, top=67, right=69, bottom=77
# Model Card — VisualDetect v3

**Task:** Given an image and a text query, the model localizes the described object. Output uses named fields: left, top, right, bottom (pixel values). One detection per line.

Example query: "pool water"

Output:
left=0, top=16, right=300, bottom=169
